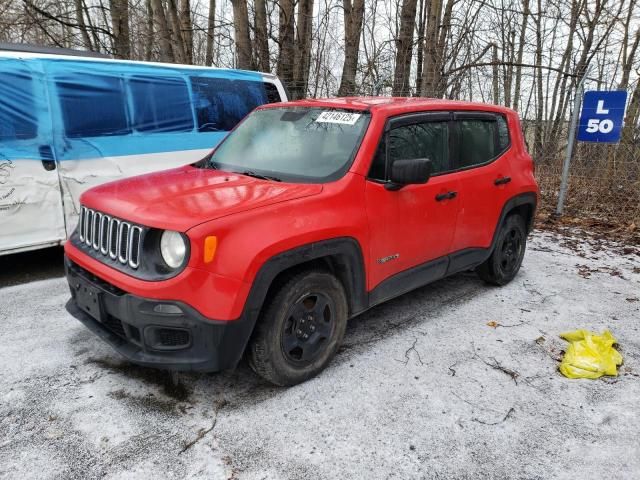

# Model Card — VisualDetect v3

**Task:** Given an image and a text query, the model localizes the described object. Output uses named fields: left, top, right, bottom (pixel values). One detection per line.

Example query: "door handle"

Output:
left=435, top=191, right=457, bottom=201
left=494, top=176, right=511, bottom=186
left=39, top=145, right=56, bottom=171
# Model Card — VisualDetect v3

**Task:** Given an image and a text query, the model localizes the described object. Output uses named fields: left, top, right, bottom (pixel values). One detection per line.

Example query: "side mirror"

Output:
left=385, top=158, right=432, bottom=191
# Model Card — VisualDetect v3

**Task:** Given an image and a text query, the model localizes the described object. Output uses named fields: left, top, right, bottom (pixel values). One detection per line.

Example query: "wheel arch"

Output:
left=230, top=237, right=367, bottom=365
left=496, top=192, right=537, bottom=237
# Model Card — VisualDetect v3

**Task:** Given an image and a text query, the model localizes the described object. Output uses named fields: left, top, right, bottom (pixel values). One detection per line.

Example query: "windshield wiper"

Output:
left=239, top=170, right=282, bottom=182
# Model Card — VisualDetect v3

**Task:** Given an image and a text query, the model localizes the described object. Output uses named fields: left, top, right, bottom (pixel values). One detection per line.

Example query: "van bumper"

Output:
left=64, top=256, right=253, bottom=372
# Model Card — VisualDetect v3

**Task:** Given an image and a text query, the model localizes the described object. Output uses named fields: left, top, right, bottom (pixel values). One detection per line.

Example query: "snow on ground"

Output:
left=1, top=231, right=639, bottom=480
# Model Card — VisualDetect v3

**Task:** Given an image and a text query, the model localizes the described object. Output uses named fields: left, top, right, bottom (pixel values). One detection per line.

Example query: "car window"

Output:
left=57, top=74, right=130, bottom=138
left=190, top=77, right=281, bottom=132
left=369, top=120, right=449, bottom=180
left=129, top=75, right=193, bottom=133
left=0, top=68, right=38, bottom=140
left=458, top=119, right=496, bottom=168
left=497, top=115, right=510, bottom=151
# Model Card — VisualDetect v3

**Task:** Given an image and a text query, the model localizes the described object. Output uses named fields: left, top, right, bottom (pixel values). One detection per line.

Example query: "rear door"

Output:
left=365, top=113, right=461, bottom=292
left=450, top=112, right=513, bottom=253
left=0, top=58, right=66, bottom=254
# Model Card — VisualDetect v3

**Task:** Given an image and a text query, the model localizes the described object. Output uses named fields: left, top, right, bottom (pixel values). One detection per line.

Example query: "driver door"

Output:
left=365, top=113, right=460, bottom=295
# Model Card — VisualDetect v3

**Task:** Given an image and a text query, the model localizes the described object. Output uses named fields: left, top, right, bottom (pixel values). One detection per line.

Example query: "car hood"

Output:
left=80, top=165, right=324, bottom=231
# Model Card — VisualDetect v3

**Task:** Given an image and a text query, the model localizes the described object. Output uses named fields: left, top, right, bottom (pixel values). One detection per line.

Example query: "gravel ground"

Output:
left=1, top=231, right=639, bottom=480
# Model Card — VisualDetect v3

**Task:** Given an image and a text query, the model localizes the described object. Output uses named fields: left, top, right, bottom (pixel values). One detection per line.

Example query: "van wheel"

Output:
left=248, top=270, right=348, bottom=386
left=477, top=214, right=527, bottom=286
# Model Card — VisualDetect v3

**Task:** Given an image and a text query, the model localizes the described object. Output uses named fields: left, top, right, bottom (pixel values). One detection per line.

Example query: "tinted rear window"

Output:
left=57, top=74, right=130, bottom=138
left=458, top=120, right=496, bottom=168
left=190, top=77, right=281, bottom=132
left=0, top=69, right=38, bottom=140
left=129, top=75, right=194, bottom=132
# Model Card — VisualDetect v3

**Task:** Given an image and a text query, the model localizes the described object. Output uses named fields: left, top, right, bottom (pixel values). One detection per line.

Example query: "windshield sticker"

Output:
left=315, top=111, right=361, bottom=125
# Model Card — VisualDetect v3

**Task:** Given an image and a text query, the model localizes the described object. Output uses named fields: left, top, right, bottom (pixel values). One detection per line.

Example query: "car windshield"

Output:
left=208, top=107, right=370, bottom=182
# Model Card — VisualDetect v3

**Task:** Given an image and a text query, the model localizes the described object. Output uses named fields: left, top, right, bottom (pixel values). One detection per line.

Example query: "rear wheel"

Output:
left=477, top=214, right=527, bottom=286
left=248, top=270, right=348, bottom=386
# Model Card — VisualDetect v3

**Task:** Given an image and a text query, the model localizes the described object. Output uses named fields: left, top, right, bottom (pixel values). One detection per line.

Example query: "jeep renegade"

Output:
left=65, top=97, right=539, bottom=386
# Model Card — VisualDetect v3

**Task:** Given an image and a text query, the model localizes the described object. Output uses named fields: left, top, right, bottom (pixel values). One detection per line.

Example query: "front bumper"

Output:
left=65, top=256, right=253, bottom=372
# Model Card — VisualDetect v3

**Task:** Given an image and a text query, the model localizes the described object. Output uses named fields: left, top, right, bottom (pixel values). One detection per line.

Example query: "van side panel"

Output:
left=0, top=52, right=286, bottom=254
left=0, top=58, right=66, bottom=254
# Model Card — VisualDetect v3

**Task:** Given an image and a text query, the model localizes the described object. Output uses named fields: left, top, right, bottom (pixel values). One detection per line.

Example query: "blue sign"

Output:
left=577, top=91, right=628, bottom=143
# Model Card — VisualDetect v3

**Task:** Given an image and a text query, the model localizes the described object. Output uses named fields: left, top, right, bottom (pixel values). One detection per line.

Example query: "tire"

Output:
left=477, top=214, right=527, bottom=286
left=248, top=270, right=348, bottom=386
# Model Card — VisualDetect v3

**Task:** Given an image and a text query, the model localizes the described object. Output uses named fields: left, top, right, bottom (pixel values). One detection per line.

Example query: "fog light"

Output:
left=153, top=304, right=183, bottom=315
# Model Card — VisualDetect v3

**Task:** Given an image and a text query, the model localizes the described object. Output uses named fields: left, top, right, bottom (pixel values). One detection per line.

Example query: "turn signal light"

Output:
left=204, top=236, right=218, bottom=263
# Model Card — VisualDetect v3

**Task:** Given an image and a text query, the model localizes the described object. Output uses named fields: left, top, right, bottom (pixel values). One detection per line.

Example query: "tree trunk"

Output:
left=144, top=0, right=154, bottom=61
left=74, top=0, right=92, bottom=50
left=534, top=0, right=544, bottom=158
left=179, top=0, right=192, bottom=64
left=254, top=0, right=270, bottom=72
left=512, top=0, right=530, bottom=112
left=167, top=0, right=187, bottom=63
left=110, top=0, right=130, bottom=59
left=337, top=0, right=365, bottom=96
left=492, top=43, right=499, bottom=104
left=392, top=0, right=418, bottom=96
left=151, top=0, right=174, bottom=62
left=231, top=0, right=252, bottom=69
left=277, top=0, right=296, bottom=93
left=205, top=0, right=216, bottom=66
left=292, top=0, right=314, bottom=99
left=420, top=0, right=442, bottom=97
left=414, top=0, right=426, bottom=96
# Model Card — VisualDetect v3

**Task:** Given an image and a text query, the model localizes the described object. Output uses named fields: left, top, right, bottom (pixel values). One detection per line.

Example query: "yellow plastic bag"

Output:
left=558, top=329, right=622, bottom=379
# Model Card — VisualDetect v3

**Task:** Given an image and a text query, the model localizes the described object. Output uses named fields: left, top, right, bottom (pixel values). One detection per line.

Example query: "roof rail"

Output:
left=0, top=42, right=108, bottom=59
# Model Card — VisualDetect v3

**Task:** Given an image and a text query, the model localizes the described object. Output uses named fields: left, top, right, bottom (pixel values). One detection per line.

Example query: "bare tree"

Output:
left=338, top=0, right=365, bottom=96
left=110, top=0, right=130, bottom=58
left=277, top=0, right=296, bottom=92
left=205, top=0, right=216, bottom=65
left=254, top=0, right=270, bottom=71
left=231, top=0, right=252, bottom=69
left=392, top=0, right=418, bottom=96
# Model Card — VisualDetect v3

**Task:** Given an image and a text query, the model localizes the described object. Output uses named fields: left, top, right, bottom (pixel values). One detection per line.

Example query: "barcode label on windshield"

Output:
left=315, top=111, right=361, bottom=125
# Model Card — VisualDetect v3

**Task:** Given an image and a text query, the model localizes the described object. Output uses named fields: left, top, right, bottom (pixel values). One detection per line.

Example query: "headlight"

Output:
left=160, top=230, right=186, bottom=268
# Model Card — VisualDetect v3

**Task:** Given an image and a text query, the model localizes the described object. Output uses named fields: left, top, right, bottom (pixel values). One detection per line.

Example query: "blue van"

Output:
left=0, top=46, right=287, bottom=255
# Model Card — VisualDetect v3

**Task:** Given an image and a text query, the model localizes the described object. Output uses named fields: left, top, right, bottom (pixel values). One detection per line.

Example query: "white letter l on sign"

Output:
left=596, top=100, right=609, bottom=114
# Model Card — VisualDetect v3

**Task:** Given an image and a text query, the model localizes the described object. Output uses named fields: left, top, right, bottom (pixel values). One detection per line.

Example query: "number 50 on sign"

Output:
left=577, top=91, right=628, bottom=143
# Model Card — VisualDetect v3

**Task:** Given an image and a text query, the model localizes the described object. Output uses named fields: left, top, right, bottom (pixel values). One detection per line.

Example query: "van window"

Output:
left=190, top=77, right=280, bottom=132
left=458, top=120, right=496, bottom=168
left=57, top=74, right=130, bottom=138
left=129, top=76, right=193, bottom=132
left=0, top=69, right=37, bottom=140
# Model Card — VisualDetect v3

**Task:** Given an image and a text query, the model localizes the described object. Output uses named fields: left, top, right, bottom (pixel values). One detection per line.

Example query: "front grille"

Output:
left=79, top=206, right=143, bottom=269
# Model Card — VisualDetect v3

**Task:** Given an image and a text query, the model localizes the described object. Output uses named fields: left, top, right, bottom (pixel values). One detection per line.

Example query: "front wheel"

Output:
left=477, top=214, right=527, bottom=286
left=248, top=270, right=348, bottom=386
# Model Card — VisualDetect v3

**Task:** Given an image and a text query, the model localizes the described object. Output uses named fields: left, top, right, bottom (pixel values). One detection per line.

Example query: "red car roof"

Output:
left=265, top=96, right=514, bottom=116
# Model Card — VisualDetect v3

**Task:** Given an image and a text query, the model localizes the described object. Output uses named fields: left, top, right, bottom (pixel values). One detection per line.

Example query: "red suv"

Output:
left=65, top=97, right=539, bottom=386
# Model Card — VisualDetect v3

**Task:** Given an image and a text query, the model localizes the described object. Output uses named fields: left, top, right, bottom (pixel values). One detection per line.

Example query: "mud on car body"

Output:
left=65, top=97, right=539, bottom=386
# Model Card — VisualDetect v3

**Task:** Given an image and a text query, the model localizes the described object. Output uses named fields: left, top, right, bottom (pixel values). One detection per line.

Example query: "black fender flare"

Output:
left=227, top=237, right=367, bottom=367
left=490, top=192, right=538, bottom=252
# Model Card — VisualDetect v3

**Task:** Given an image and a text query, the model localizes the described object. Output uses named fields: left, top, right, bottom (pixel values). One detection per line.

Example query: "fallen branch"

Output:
left=472, top=344, right=520, bottom=384
left=179, top=399, right=227, bottom=454
left=472, top=407, right=515, bottom=425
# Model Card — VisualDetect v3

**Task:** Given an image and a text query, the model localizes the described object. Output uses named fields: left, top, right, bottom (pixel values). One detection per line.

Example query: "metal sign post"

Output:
left=556, top=79, right=585, bottom=215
